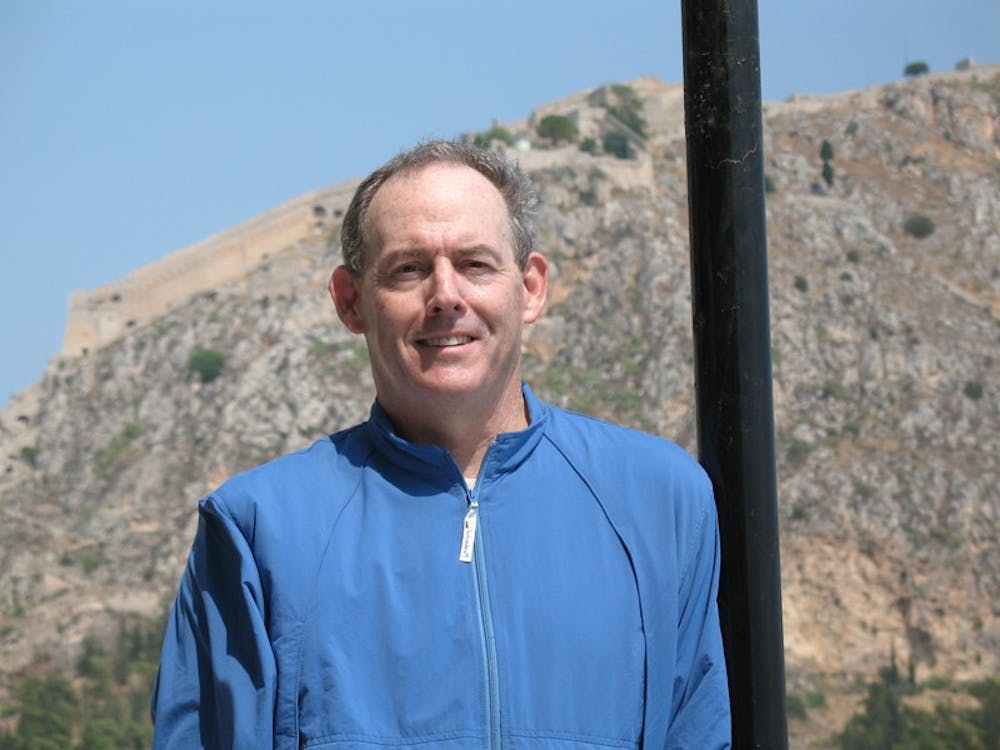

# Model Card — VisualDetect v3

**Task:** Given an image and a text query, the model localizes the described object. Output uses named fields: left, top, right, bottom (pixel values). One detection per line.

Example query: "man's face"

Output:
left=330, top=163, right=547, bottom=418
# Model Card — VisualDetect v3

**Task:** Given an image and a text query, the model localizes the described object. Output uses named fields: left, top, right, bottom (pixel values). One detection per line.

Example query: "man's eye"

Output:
left=394, top=263, right=422, bottom=275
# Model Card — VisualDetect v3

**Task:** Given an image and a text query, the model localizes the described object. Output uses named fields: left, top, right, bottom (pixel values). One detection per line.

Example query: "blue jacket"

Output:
left=152, top=386, right=730, bottom=749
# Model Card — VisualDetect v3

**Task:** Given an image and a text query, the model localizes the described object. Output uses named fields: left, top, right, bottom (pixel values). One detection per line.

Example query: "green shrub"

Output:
left=806, top=689, right=827, bottom=709
left=839, top=660, right=999, bottom=750
left=823, top=380, right=849, bottom=400
left=80, top=546, right=103, bottom=575
left=94, top=422, right=141, bottom=478
left=579, top=137, right=597, bottom=154
left=1, top=618, right=162, bottom=748
left=968, top=679, right=1000, bottom=740
left=904, top=61, right=930, bottom=77
left=610, top=83, right=643, bottom=108
left=6, top=674, right=78, bottom=747
left=794, top=275, right=808, bottom=292
left=820, top=139, right=834, bottom=161
left=903, top=214, right=935, bottom=239
left=787, top=439, right=811, bottom=465
left=19, top=446, right=38, bottom=467
left=845, top=120, right=859, bottom=137
left=846, top=249, right=861, bottom=263
left=473, top=124, right=514, bottom=148
left=822, top=161, right=834, bottom=187
left=188, top=348, right=226, bottom=383
left=787, top=692, right=808, bottom=720
left=963, top=381, right=983, bottom=400
left=308, top=336, right=332, bottom=361
left=602, top=131, right=632, bottom=159
left=77, top=636, right=111, bottom=680
left=536, top=114, right=578, bottom=143
left=605, top=84, right=647, bottom=137
left=764, top=174, right=776, bottom=193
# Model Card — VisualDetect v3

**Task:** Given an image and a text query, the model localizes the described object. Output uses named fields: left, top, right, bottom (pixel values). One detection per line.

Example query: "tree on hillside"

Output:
left=968, top=679, right=1000, bottom=747
left=473, top=124, right=514, bottom=148
left=188, top=348, right=225, bottom=383
left=536, top=114, right=578, bottom=144
left=602, top=131, right=632, bottom=159
left=606, top=84, right=647, bottom=138
left=904, top=214, right=935, bottom=239
left=822, top=161, right=835, bottom=188
left=840, top=654, right=1000, bottom=750
left=904, top=61, right=930, bottom=77
left=819, top=139, right=835, bottom=188
left=0, top=618, right=162, bottom=749
left=3, top=674, right=78, bottom=748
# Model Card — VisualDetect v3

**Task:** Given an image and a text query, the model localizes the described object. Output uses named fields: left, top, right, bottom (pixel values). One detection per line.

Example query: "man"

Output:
left=152, top=141, right=731, bottom=748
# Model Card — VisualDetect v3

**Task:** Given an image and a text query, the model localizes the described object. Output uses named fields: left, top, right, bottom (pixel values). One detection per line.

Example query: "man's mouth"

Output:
left=418, top=335, right=474, bottom=347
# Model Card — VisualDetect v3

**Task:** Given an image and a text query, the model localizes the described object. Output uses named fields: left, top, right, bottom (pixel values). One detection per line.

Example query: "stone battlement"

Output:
left=62, top=180, right=359, bottom=357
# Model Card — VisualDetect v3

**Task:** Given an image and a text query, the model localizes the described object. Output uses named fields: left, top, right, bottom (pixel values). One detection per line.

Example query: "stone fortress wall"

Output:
left=62, top=180, right=359, bottom=357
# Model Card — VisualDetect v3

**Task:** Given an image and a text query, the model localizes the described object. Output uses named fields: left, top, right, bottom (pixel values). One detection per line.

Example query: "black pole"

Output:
left=679, top=1, right=788, bottom=748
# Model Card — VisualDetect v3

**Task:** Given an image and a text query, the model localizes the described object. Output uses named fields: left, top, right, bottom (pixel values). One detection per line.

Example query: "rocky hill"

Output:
left=1, top=67, right=997, bottom=742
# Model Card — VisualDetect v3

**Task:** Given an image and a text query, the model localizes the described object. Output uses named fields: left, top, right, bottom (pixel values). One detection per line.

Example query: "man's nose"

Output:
left=426, top=259, right=465, bottom=315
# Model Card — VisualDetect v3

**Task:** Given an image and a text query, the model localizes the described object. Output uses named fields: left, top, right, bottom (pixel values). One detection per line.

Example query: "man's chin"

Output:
left=412, top=377, right=488, bottom=399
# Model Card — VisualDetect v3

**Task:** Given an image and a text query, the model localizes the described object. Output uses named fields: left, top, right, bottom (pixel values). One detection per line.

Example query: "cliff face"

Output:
left=1, top=68, right=997, bottom=713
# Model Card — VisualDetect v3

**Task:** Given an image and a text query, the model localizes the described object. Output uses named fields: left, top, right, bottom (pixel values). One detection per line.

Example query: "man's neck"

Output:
left=379, top=383, right=529, bottom=477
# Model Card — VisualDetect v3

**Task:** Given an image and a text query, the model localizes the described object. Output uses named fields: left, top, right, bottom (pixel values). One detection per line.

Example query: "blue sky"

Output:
left=2, top=0, right=998, bottom=405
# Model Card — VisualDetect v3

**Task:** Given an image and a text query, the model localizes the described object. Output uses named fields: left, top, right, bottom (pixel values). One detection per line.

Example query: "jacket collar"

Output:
left=364, top=383, right=549, bottom=482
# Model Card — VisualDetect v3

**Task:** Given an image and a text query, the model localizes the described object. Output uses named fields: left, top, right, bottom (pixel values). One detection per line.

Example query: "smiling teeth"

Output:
left=423, top=336, right=472, bottom=346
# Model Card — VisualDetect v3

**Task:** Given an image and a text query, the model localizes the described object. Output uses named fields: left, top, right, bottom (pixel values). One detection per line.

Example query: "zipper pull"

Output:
left=459, top=500, right=478, bottom=563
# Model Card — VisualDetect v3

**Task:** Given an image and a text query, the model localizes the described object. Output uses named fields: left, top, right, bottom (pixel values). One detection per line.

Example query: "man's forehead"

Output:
left=377, top=161, right=499, bottom=198
left=365, top=163, right=509, bottom=232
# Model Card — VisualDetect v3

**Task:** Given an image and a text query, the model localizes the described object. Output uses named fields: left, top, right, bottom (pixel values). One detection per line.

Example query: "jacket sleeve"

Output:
left=151, top=496, right=277, bottom=749
left=664, top=495, right=731, bottom=749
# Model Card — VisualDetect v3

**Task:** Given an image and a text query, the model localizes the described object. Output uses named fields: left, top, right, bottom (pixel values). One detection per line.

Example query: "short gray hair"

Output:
left=340, top=140, right=537, bottom=275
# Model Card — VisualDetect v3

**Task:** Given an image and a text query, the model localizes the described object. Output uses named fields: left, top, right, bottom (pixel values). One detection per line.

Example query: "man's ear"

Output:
left=329, top=266, right=366, bottom=334
left=521, top=251, right=549, bottom=325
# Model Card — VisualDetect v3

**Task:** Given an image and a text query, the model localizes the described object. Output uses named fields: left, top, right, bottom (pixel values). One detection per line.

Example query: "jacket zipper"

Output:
left=473, top=515, right=501, bottom=750
left=459, top=501, right=478, bottom=563
left=461, top=463, right=501, bottom=750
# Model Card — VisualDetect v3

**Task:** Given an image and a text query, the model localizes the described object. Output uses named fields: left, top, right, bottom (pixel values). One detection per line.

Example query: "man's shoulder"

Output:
left=205, top=421, right=373, bottom=525
left=536, top=399, right=715, bottom=536
left=542, top=401, right=707, bottom=484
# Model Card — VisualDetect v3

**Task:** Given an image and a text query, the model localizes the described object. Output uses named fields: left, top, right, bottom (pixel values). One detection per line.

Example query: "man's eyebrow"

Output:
left=377, top=248, right=425, bottom=266
left=452, top=245, right=506, bottom=263
left=370, top=249, right=432, bottom=276
left=376, top=245, right=506, bottom=267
